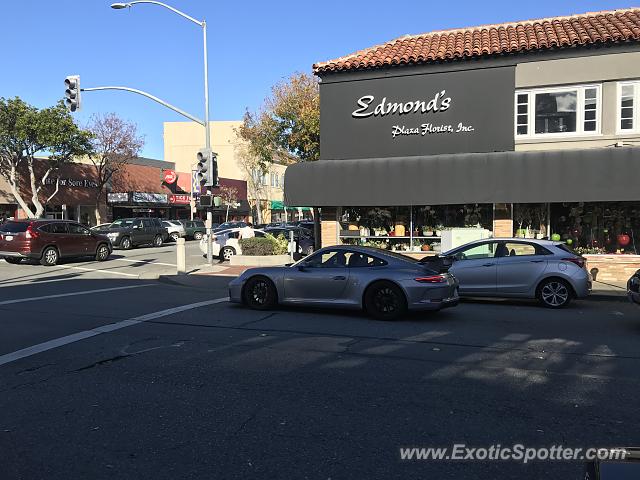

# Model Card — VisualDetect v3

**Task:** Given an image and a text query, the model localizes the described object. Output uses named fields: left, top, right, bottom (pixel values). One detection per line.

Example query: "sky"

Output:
left=0, top=0, right=635, bottom=159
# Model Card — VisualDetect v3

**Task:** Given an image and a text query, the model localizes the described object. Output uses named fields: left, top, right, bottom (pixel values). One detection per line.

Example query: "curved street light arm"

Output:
left=120, top=1, right=203, bottom=26
left=81, top=86, right=204, bottom=126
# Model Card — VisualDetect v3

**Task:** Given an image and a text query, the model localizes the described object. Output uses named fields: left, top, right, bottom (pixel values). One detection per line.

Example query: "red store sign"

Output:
left=163, top=170, right=177, bottom=184
left=169, top=194, right=190, bottom=205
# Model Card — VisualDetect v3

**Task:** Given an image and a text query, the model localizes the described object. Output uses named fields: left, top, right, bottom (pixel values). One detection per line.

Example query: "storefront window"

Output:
left=512, top=203, right=548, bottom=239
left=550, top=202, right=640, bottom=254
left=339, top=204, right=492, bottom=254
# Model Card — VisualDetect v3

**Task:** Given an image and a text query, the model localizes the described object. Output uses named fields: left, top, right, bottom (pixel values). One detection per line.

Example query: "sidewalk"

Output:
left=156, top=263, right=249, bottom=289
left=590, top=279, right=628, bottom=301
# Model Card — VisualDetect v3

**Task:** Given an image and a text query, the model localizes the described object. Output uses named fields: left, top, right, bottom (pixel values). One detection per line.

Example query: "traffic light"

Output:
left=196, top=147, right=211, bottom=185
left=64, top=75, right=81, bottom=112
left=196, top=148, right=218, bottom=188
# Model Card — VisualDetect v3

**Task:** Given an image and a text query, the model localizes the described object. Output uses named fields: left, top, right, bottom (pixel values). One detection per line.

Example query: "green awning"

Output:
left=270, top=200, right=310, bottom=211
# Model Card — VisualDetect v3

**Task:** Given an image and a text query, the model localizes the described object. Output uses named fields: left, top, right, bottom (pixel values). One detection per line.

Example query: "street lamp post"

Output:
left=111, top=1, right=215, bottom=264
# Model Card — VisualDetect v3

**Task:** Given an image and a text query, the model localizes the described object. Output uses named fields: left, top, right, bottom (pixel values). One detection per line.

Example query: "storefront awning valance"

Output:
left=273, top=200, right=311, bottom=211
left=284, top=147, right=640, bottom=206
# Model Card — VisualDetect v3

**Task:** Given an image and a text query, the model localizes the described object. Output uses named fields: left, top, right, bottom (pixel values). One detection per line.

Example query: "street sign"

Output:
left=163, top=170, right=177, bottom=184
left=191, top=170, right=201, bottom=195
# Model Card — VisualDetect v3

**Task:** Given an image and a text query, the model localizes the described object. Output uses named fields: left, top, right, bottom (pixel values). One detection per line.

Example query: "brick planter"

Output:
left=229, top=254, right=291, bottom=267
left=584, top=254, right=640, bottom=283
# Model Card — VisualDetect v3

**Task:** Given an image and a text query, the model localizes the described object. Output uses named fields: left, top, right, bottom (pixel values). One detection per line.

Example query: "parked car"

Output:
left=213, top=221, right=246, bottom=233
left=627, top=269, right=640, bottom=305
left=162, top=220, right=186, bottom=242
left=0, top=219, right=112, bottom=266
left=264, top=225, right=315, bottom=255
left=427, top=238, right=591, bottom=308
left=91, top=223, right=113, bottom=232
left=199, top=228, right=266, bottom=261
left=229, top=245, right=459, bottom=320
left=103, top=218, right=169, bottom=249
left=180, top=220, right=206, bottom=240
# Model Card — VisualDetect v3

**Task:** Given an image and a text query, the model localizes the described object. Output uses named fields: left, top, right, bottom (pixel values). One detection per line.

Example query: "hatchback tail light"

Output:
left=415, top=274, right=448, bottom=283
left=25, top=223, right=39, bottom=240
left=562, top=257, right=585, bottom=269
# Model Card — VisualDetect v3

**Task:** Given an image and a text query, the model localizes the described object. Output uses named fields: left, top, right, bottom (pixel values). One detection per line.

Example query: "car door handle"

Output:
left=332, top=276, right=346, bottom=280
left=482, top=263, right=495, bottom=267
left=530, top=260, right=545, bottom=263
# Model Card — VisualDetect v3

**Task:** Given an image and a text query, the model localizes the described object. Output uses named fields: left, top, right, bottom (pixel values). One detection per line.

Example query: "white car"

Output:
left=162, top=220, right=186, bottom=242
left=199, top=228, right=266, bottom=261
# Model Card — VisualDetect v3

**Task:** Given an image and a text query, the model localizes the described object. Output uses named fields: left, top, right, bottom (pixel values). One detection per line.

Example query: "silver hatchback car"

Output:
left=439, top=238, right=591, bottom=308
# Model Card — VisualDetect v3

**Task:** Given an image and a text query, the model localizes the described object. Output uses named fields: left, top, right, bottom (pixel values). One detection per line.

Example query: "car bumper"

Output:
left=628, top=291, right=640, bottom=305
left=229, top=278, right=244, bottom=303
left=408, top=290, right=460, bottom=311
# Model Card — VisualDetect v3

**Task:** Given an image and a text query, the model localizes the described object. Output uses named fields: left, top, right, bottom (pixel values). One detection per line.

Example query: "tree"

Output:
left=87, top=113, right=144, bottom=224
left=235, top=143, right=267, bottom=224
left=218, top=185, right=239, bottom=222
left=0, top=97, right=93, bottom=218
left=238, top=72, right=319, bottom=167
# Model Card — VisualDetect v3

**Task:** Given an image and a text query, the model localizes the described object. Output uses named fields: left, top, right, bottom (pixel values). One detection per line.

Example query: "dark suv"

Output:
left=181, top=220, right=206, bottom=240
left=0, top=220, right=112, bottom=266
left=103, top=217, right=169, bottom=249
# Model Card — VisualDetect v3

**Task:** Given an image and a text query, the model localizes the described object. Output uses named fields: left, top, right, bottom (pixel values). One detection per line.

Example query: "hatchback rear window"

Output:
left=556, top=243, right=580, bottom=256
left=0, top=222, right=29, bottom=233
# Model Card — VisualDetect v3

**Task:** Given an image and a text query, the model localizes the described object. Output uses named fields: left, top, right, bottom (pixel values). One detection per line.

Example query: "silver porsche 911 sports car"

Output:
left=228, top=246, right=459, bottom=320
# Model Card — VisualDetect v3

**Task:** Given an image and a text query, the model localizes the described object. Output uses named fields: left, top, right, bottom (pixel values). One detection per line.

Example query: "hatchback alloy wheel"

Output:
left=170, top=233, right=179, bottom=242
left=194, top=232, right=203, bottom=240
left=154, top=235, right=163, bottom=247
left=539, top=280, right=571, bottom=308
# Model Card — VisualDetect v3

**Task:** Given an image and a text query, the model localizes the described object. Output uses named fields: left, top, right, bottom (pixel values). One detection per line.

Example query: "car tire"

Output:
left=120, top=236, right=132, bottom=250
left=154, top=235, right=163, bottom=247
left=194, top=232, right=203, bottom=240
left=40, top=247, right=59, bottom=266
left=243, top=276, right=277, bottom=310
left=537, top=278, right=572, bottom=308
left=4, top=257, right=22, bottom=265
left=221, top=246, right=236, bottom=261
left=170, top=232, right=179, bottom=242
left=364, top=281, right=407, bottom=321
left=95, top=243, right=110, bottom=262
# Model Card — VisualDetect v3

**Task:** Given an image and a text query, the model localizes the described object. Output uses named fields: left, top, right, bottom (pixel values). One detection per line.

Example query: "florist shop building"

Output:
left=285, top=8, right=640, bottom=283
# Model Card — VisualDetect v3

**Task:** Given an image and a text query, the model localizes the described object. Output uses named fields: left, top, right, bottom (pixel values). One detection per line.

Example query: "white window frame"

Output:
left=514, top=84, right=602, bottom=139
left=616, top=81, right=640, bottom=134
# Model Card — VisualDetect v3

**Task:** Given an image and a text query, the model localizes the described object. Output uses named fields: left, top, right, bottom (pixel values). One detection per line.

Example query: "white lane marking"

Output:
left=113, top=258, right=177, bottom=267
left=0, top=297, right=229, bottom=367
left=54, top=265, right=139, bottom=277
left=0, top=284, right=153, bottom=306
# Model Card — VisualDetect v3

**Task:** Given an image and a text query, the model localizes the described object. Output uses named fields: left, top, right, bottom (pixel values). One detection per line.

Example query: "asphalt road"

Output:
left=0, top=257, right=639, bottom=479
left=0, top=239, right=207, bottom=284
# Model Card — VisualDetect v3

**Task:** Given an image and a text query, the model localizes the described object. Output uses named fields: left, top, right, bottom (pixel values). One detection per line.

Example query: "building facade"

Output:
left=163, top=120, right=306, bottom=224
left=285, top=8, right=640, bottom=282
left=0, top=156, right=249, bottom=225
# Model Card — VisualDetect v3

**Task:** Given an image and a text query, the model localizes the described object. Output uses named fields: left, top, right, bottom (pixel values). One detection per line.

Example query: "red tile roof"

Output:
left=314, top=8, right=640, bottom=74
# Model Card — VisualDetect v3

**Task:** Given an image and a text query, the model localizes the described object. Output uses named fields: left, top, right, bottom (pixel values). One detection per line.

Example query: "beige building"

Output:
left=164, top=120, right=295, bottom=223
